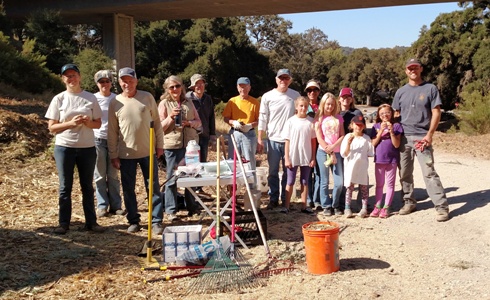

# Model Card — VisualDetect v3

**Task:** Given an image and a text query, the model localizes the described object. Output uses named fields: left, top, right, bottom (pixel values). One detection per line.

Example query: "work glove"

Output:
left=232, top=120, right=243, bottom=130
left=241, top=123, right=253, bottom=133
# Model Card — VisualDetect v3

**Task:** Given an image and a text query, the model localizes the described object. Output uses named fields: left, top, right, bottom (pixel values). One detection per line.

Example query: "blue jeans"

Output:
left=307, top=162, right=321, bottom=206
left=316, top=150, right=344, bottom=209
left=94, top=138, right=122, bottom=211
left=228, top=129, right=257, bottom=188
left=54, top=145, right=97, bottom=227
left=267, top=140, right=287, bottom=203
left=199, top=136, right=210, bottom=162
left=164, top=149, right=198, bottom=214
left=120, top=156, right=163, bottom=225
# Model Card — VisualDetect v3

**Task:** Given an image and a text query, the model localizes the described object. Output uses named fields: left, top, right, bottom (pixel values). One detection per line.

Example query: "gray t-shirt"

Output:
left=392, top=82, right=442, bottom=136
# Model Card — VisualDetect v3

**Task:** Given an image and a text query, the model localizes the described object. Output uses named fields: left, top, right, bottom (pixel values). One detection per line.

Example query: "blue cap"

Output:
left=276, top=69, right=291, bottom=78
left=237, top=77, right=250, bottom=85
left=61, top=64, right=80, bottom=75
left=118, top=67, right=137, bottom=79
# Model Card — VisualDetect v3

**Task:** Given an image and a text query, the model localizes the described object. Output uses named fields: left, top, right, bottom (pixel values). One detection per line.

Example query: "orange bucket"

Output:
left=302, top=221, right=340, bottom=275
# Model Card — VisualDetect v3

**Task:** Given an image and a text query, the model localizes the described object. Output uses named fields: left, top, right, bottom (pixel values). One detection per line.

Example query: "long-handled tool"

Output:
left=142, top=121, right=157, bottom=265
left=188, top=137, right=251, bottom=294
left=229, top=135, right=295, bottom=275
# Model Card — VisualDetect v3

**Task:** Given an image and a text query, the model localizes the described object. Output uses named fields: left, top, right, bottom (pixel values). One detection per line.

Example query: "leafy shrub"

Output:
left=73, top=48, right=114, bottom=93
left=457, top=91, right=490, bottom=135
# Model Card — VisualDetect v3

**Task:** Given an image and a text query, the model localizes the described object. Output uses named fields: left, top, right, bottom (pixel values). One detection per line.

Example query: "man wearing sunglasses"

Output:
left=93, top=70, right=124, bottom=218
left=258, top=69, right=300, bottom=210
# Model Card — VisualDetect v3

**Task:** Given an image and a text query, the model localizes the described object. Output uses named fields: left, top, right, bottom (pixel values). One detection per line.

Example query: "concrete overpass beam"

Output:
left=102, top=13, right=135, bottom=71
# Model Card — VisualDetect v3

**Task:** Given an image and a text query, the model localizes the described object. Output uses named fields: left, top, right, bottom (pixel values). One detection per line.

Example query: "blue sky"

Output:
left=281, top=2, right=462, bottom=49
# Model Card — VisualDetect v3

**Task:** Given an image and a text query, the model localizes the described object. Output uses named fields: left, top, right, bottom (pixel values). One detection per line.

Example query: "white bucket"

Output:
left=244, top=189, right=262, bottom=211
left=256, top=167, right=269, bottom=193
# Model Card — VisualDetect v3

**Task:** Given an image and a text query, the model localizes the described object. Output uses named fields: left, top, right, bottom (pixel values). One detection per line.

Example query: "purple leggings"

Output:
left=374, top=162, right=397, bottom=207
left=286, top=166, right=311, bottom=186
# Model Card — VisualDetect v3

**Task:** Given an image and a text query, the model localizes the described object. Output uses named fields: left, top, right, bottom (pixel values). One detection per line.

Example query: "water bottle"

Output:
left=185, top=140, right=200, bottom=167
left=174, top=109, right=182, bottom=127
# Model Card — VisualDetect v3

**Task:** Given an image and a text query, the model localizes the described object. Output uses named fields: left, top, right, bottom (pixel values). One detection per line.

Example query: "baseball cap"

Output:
left=405, top=58, right=422, bottom=68
left=118, top=67, right=137, bottom=79
left=339, top=87, right=354, bottom=98
left=237, top=77, right=250, bottom=85
left=189, top=74, right=206, bottom=89
left=276, top=69, right=291, bottom=78
left=305, top=80, right=320, bottom=91
left=94, top=70, right=114, bottom=83
left=61, top=64, right=80, bottom=75
left=351, top=115, right=366, bottom=125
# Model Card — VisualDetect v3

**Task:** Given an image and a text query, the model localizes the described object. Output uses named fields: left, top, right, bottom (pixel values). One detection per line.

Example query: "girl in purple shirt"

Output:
left=370, top=104, right=403, bottom=218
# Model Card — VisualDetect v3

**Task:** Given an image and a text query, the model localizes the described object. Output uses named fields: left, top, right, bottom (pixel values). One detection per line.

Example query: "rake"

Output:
left=187, top=137, right=244, bottom=294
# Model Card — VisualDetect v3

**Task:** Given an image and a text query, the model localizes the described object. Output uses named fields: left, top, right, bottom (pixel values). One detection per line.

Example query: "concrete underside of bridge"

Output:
left=2, top=0, right=456, bottom=70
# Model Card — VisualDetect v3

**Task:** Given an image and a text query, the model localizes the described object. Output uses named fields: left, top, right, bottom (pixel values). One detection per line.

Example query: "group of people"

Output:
left=45, top=57, right=449, bottom=236
left=256, top=59, right=449, bottom=222
left=45, top=65, right=217, bottom=235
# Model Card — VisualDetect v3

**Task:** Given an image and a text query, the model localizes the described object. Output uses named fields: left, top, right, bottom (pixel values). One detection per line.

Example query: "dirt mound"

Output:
left=0, top=98, right=52, bottom=162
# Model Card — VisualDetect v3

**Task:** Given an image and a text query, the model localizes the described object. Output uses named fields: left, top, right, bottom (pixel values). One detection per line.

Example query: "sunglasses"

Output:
left=98, top=80, right=111, bottom=84
left=306, top=89, right=319, bottom=93
left=169, top=85, right=182, bottom=90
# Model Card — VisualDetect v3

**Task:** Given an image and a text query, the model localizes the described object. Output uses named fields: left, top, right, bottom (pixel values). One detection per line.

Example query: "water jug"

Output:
left=185, top=140, right=200, bottom=167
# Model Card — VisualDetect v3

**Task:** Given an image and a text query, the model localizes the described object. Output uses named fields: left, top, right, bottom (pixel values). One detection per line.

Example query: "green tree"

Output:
left=242, top=15, right=292, bottom=51
left=23, top=9, right=77, bottom=73
left=73, top=48, right=114, bottom=92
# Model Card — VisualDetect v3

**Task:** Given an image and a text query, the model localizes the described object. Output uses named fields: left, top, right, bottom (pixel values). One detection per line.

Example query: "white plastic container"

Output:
left=256, top=167, right=269, bottom=193
left=185, top=140, right=200, bottom=166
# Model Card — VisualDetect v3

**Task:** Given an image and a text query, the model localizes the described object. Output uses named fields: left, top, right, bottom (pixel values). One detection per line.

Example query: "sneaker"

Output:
left=301, top=207, right=315, bottom=215
left=359, top=208, right=368, bottom=218
left=323, top=208, right=333, bottom=216
left=370, top=207, right=381, bottom=218
left=167, top=213, right=179, bottom=222
left=127, top=223, right=141, bottom=233
left=110, top=209, right=127, bottom=216
left=53, top=225, right=69, bottom=235
left=334, top=208, right=343, bottom=216
left=379, top=207, right=389, bottom=219
left=83, top=224, right=105, bottom=233
left=96, top=208, right=108, bottom=217
left=314, top=203, right=323, bottom=211
left=280, top=207, right=289, bottom=214
left=436, top=209, right=449, bottom=222
left=344, top=209, right=354, bottom=218
left=399, top=201, right=416, bottom=215
left=267, top=201, right=279, bottom=210
left=152, top=223, right=164, bottom=235
left=308, top=202, right=315, bottom=208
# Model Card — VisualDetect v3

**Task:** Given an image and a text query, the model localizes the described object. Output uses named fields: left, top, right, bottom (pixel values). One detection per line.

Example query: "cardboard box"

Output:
left=162, top=225, right=202, bottom=262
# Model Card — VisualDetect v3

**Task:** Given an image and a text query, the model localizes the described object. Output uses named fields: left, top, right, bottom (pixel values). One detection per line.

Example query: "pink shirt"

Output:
left=317, top=114, right=344, bottom=153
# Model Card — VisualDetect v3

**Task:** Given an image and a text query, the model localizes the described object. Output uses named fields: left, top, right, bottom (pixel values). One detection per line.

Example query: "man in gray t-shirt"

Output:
left=392, top=58, right=449, bottom=222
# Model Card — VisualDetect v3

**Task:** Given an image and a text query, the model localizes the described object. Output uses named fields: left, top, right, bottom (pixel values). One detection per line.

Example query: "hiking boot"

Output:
left=334, top=208, right=343, bottom=216
left=83, top=224, right=105, bottom=233
left=436, top=209, right=449, bottom=222
left=399, top=201, right=417, bottom=215
left=370, top=207, right=381, bottom=218
left=308, top=202, right=315, bottom=208
left=127, top=223, right=141, bottom=233
left=167, top=213, right=179, bottom=222
left=96, top=208, right=108, bottom=217
left=187, top=207, right=202, bottom=217
left=359, top=208, right=368, bottom=218
left=344, top=209, right=354, bottom=218
left=54, top=224, right=69, bottom=235
left=379, top=207, right=390, bottom=219
left=301, top=207, right=315, bottom=215
left=152, top=223, right=164, bottom=235
left=323, top=208, right=333, bottom=216
left=280, top=207, right=289, bottom=214
left=110, top=209, right=127, bottom=216
left=267, top=201, right=279, bottom=210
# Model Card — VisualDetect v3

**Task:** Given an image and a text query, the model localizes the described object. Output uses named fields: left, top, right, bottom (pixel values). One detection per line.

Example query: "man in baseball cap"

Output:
left=61, top=63, right=80, bottom=75
left=405, top=58, right=422, bottom=68
left=118, top=67, right=137, bottom=79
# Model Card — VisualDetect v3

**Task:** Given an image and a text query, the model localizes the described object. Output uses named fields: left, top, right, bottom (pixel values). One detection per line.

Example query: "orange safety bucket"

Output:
left=302, top=221, right=340, bottom=275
